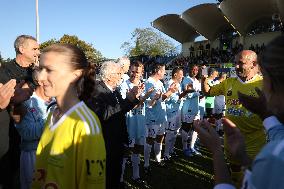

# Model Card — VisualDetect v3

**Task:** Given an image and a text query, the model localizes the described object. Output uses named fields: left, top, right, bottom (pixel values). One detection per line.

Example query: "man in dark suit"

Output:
left=86, top=60, right=143, bottom=189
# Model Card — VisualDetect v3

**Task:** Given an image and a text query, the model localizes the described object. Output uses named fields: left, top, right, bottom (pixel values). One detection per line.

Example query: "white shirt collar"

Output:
left=237, top=74, right=259, bottom=84
left=105, top=83, right=115, bottom=92
left=263, top=116, right=282, bottom=131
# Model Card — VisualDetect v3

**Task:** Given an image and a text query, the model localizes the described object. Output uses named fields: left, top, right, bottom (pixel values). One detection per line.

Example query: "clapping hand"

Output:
left=11, top=81, right=34, bottom=105
left=185, top=83, right=194, bottom=93
left=127, top=83, right=145, bottom=101
left=0, top=79, right=16, bottom=110
left=9, top=104, right=27, bottom=123
left=223, top=118, right=251, bottom=166
left=153, top=90, right=162, bottom=100
left=144, top=87, right=155, bottom=98
left=136, top=82, right=145, bottom=98
left=193, top=119, right=222, bottom=154
left=238, top=87, right=271, bottom=120
left=169, top=82, right=179, bottom=93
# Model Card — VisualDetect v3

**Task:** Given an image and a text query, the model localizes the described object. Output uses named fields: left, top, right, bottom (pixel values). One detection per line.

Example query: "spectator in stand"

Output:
left=206, top=43, right=211, bottom=56
left=190, top=45, right=195, bottom=57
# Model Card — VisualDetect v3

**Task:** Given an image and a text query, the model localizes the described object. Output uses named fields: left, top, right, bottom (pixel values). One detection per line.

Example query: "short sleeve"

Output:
left=210, top=79, right=226, bottom=97
left=76, top=117, right=106, bottom=189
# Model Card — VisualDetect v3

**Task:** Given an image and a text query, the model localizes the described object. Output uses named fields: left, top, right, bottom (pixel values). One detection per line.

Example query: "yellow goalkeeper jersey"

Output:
left=210, top=75, right=266, bottom=160
left=31, top=101, right=106, bottom=189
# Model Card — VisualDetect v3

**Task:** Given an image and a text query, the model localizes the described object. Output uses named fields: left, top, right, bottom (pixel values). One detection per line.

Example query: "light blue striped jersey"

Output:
left=145, top=77, right=167, bottom=125
left=120, top=79, right=146, bottom=139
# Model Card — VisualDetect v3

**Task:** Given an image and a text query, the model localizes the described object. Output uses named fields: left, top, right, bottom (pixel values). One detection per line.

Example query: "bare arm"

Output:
left=201, top=77, right=211, bottom=96
left=179, top=83, right=195, bottom=99
left=135, top=87, right=154, bottom=108
left=194, top=120, right=233, bottom=185
left=162, top=82, right=178, bottom=101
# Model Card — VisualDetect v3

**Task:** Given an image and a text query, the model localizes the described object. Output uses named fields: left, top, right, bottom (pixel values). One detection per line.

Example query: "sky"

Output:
left=0, top=0, right=215, bottom=59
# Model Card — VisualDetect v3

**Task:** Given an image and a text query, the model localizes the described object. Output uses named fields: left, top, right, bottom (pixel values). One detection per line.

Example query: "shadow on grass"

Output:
left=123, top=137, right=215, bottom=189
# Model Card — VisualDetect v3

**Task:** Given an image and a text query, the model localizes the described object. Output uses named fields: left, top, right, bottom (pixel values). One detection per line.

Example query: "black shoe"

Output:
left=132, top=177, right=147, bottom=184
left=119, top=181, right=127, bottom=189
left=132, top=178, right=150, bottom=188
left=170, top=151, right=179, bottom=158
left=144, top=166, right=151, bottom=176
left=164, top=155, right=173, bottom=163
left=155, top=160, right=167, bottom=168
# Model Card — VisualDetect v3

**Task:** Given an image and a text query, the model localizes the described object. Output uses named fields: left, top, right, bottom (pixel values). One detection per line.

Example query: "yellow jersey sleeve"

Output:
left=209, top=78, right=227, bottom=97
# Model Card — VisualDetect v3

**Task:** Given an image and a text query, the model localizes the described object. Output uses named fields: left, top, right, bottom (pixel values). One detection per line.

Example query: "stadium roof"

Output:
left=153, top=0, right=282, bottom=43
left=151, top=14, right=199, bottom=43
left=219, top=0, right=279, bottom=35
left=181, top=3, right=234, bottom=41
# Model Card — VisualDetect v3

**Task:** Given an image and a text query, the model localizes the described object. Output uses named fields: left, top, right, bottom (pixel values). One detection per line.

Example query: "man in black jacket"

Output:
left=0, top=35, right=39, bottom=189
left=86, top=60, right=142, bottom=189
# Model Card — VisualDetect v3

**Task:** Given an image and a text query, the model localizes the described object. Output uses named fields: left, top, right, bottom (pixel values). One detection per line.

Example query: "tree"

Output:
left=121, top=28, right=177, bottom=57
left=0, top=53, right=3, bottom=64
left=40, top=34, right=103, bottom=64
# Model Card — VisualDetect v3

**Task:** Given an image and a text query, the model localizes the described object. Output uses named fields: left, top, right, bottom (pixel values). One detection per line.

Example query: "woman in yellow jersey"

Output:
left=31, top=44, right=106, bottom=189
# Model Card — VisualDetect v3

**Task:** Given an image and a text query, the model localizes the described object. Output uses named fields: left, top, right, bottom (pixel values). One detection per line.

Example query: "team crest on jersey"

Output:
left=227, top=90, right=232, bottom=96
left=227, top=86, right=232, bottom=96
left=248, top=90, right=257, bottom=97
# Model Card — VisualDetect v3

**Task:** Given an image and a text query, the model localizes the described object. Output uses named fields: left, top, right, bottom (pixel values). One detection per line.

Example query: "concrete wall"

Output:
left=182, top=31, right=282, bottom=55
left=243, top=31, right=282, bottom=49
left=182, top=40, right=210, bottom=57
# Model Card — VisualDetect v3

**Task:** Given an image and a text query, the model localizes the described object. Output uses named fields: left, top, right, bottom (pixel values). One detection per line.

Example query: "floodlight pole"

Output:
left=36, top=0, right=40, bottom=42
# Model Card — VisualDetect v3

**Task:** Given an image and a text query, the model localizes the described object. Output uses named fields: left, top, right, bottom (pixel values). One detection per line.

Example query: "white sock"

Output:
left=144, top=143, right=152, bottom=167
left=164, top=131, right=174, bottom=158
left=131, top=154, right=140, bottom=180
left=120, top=157, right=128, bottom=182
left=190, top=131, right=198, bottom=149
left=181, top=129, right=189, bottom=150
left=154, top=142, right=163, bottom=162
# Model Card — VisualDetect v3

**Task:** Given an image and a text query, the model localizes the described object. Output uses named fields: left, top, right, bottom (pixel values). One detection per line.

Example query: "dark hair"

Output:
left=41, top=43, right=96, bottom=102
left=131, top=60, right=144, bottom=68
left=208, top=68, right=217, bottom=76
left=171, top=67, right=183, bottom=77
left=259, top=35, right=284, bottom=91
left=150, top=62, right=165, bottom=75
left=188, top=64, right=199, bottom=77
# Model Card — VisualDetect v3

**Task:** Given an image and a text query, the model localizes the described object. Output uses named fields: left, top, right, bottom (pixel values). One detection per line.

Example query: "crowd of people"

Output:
left=0, top=34, right=284, bottom=189
left=166, top=42, right=267, bottom=71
